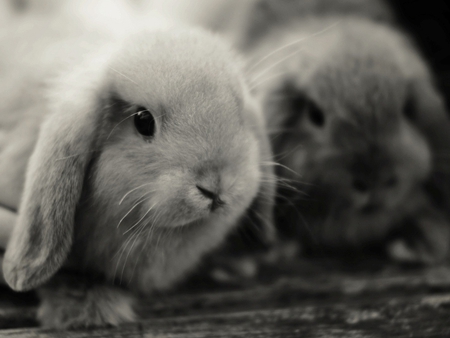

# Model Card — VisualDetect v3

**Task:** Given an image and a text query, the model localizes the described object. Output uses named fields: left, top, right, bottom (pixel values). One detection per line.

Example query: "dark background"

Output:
left=390, top=0, right=450, bottom=110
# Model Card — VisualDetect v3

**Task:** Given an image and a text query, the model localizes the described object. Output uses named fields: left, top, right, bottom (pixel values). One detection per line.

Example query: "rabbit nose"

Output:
left=384, top=175, right=398, bottom=188
left=196, top=185, right=224, bottom=211
left=360, top=202, right=382, bottom=214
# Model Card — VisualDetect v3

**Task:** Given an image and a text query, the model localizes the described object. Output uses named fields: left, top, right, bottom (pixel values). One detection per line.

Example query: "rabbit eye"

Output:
left=134, top=107, right=156, bottom=137
left=403, top=95, right=416, bottom=121
left=307, top=102, right=325, bottom=127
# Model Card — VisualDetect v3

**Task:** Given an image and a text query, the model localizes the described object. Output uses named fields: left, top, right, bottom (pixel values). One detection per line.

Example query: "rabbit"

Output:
left=233, top=1, right=450, bottom=263
left=152, top=0, right=450, bottom=264
left=0, top=1, right=275, bottom=328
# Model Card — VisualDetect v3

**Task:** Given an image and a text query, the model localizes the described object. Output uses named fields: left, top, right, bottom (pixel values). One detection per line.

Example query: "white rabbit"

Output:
left=0, top=1, right=275, bottom=328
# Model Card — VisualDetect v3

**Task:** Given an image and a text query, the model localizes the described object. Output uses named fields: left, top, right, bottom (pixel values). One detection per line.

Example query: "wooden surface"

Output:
left=0, top=259, right=450, bottom=337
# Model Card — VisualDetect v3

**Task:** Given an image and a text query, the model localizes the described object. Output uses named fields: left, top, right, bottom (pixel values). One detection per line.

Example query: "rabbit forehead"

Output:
left=108, top=28, right=244, bottom=106
left=288, top=53, right=407, bottom=143
left=276, top=19, right=419, bottom=116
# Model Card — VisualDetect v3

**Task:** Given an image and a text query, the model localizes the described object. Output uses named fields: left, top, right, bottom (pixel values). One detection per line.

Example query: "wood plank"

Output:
left=2, top=292, right=450, bottom=338
left=1, top=261, right=450, bottom=328
left=0, top=261, right=449, bottom=336
left=136, top=262, right=450, bottom=319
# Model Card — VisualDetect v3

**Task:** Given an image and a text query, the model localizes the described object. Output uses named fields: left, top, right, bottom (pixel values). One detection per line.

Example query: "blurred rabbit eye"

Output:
left=287, top=93, right=325, bottom=128
left=307, top=102, right=325, bottom=127
left=403, top=96, right=416, bottom=121
left=134, top=107, right=155, bottom=137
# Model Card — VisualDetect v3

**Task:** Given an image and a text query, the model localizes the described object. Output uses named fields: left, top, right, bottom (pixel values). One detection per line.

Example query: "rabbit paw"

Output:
left=37, top=283, right=136, bottom=329
left=388, top=237, right=448, bottom=265
left=208, top=240, right=301, bottom=285
left=387, top=215, right=450, bottom=265
left=209, top=255, right=259, bottom=284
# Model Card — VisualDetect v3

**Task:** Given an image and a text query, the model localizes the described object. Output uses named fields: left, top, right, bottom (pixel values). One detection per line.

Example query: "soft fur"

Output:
left=0, top=2, right=275, bottom=328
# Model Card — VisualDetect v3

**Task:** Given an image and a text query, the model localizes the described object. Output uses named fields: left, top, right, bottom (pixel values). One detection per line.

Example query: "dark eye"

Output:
left=134, top=107, right=156, bottom=137
left=403, top=95, right=416, bottom=121
left=307, top=102, right=325, bottom=127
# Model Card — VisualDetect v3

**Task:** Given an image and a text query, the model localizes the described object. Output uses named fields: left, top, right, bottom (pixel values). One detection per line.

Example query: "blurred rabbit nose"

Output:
left=352, top=174, right=398, bottom=193
left=350, top=147, right=397, bottom=194
left=196, top=185, right=224, bottom=211
left=352, top=178, right=371, bottom=193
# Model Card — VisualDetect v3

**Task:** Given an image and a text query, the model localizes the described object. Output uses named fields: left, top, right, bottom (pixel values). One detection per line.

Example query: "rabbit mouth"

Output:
left=359, top=203, right=383, bottom=215
left=169, top=208, right=228, bottom=228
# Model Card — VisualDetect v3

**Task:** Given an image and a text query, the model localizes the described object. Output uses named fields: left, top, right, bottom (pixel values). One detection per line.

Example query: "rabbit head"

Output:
left=252, top=19, right=446, bottom=245
left=3, top=27, right=274, bottom=292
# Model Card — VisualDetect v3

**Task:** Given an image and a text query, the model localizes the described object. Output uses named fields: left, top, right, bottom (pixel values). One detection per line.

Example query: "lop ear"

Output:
left=408, top=79, right=450, bottom=169
left=3, top=69, right=107, bottom=292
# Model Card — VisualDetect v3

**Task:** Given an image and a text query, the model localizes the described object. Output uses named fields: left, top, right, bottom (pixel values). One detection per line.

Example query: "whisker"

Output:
left=117, top=194, right=153, bottom=228
left=245, top=21, right=341, bottom=75
left=261, top=161, right=300, bottom=177
left=120, top=222, right=147, bottom=284
left=259, top=171, right=312, bottom=188
left=109, top=67, right=139, bottom=86
left=249, top=48, right=305, bottom=86
left=275, top=181, right=305, bottom=194
left=123, top=203, right=157, bottom=235
left=127, top=208, right=165, bottom=285
left=119, top=183, right=153, bottom=205
left=273, top=144, right=305, bottom=162
left=113, top=223, right=144, bottom=283
left=127, top=225, right=157, bottom=286
left=249, top=71, right=294, bottom=92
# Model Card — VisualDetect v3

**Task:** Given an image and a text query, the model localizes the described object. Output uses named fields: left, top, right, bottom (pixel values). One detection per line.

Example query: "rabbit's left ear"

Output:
left=3, top=68, right=107, bottom=292
left=409, top=79, right=450, bottom=168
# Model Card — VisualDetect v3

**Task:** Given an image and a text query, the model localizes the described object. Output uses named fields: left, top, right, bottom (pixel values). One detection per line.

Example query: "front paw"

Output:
left=388, top=214, right=450, bottom=265
left=37, top=282, right=136, bottom=329
left=208, top=255, right=259, bottom=285
left=207, top=240, right=300, bottom=285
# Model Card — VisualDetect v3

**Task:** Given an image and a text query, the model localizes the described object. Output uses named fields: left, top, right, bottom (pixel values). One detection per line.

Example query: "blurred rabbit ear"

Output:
left=3, top=69, right=107, bottom=292
left=408, top=79, right=450, bottom=168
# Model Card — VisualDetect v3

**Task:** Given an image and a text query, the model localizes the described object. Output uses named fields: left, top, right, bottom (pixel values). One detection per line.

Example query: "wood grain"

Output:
left=0, top=260, right=450, bottom=337
left=2, top=292, right=450, bottom=337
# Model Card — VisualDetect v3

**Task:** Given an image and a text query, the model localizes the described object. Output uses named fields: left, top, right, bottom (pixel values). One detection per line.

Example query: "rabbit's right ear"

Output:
left=3, top=65, right=108, bottom=292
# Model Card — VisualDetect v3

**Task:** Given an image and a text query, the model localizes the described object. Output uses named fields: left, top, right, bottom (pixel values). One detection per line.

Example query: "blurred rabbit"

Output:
left=244, top=0, right=450, bottom=263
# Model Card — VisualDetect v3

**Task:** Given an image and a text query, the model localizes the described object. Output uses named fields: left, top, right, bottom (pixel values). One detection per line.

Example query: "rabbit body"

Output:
left=0, top=1, right=275, bottom=327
